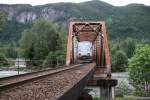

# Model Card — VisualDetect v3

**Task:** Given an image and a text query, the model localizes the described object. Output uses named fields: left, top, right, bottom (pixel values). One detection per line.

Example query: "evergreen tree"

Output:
left=0, top=11, right=6, bottom=31
left=112, top=50, right=128, bottom=72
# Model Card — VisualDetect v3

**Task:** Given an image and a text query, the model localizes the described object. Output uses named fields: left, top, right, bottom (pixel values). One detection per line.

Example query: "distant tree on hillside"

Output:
left=0, top=11, right=6, bottom=31
left=0, top=53, right=9, bottom=67
left=5, top=43, right=18, bottom=58
left=120, top=38, right=136, bottom=58
left=112, top=50, right=128, bottom=72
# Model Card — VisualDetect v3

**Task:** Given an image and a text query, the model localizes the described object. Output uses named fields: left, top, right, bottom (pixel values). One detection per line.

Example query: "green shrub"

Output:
left=0, top=53, right=9, bottom=67
left=128, top=44, right=150, bottom=96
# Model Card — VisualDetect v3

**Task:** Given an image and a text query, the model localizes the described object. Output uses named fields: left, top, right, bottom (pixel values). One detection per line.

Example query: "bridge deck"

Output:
left=0, top=63, right=95, bottom=100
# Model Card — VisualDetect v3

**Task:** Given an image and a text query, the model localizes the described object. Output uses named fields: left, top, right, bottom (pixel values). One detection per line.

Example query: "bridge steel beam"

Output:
left=96, top=32, right=102, bottom=66
left=73, top=36, right=78, bottom=64
left=92, top=41, right=96, bottom=61
left=101, top=22, right=111, bottom=76
left=66, top=22, right=73, bottom=66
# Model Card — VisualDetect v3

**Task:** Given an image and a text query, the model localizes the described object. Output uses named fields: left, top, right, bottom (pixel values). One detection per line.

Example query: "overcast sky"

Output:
left=0, top=0, right=150, bottom=6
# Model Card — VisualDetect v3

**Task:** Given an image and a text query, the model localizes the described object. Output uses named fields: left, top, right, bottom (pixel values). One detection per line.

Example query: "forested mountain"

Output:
left=0, top=0, right=150, bottom=44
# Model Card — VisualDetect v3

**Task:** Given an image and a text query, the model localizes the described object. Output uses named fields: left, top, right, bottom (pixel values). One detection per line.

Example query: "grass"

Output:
left=93, top=97, right=135, bottom=100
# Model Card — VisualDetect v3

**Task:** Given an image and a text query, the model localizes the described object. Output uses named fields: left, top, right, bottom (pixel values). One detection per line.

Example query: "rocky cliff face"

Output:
left=0, top=4, right=67, bottom=23
left=0, top=0, right=114, bottom=24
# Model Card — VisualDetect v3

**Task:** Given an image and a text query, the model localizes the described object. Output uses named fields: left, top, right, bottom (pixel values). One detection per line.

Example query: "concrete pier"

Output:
left=87, top=78, right=117, bottom=99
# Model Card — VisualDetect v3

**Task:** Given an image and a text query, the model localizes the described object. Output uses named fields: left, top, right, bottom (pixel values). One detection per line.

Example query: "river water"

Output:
left=0, top=71, right=27, bottom=78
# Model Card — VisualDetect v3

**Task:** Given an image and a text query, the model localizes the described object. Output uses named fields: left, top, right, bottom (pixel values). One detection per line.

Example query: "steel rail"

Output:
left=0, top=64, right=82, bottom=91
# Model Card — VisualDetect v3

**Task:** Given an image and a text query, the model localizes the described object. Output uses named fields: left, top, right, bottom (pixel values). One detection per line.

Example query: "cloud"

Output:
left=0, top=0, right=89, bottom=5
left=102, top=0, right=150, bottom=6
left=0, top=0, right=150, bottom=6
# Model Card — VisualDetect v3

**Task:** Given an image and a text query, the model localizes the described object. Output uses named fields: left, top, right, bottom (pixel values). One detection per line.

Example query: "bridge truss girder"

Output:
left=66, top=21, right=111, bottom=75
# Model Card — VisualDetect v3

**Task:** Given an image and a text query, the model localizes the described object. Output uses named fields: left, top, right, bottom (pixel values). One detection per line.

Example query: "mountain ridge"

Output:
left=0, top=0, right=150, bottom=44
left=0, top=0, right=149, bottom=23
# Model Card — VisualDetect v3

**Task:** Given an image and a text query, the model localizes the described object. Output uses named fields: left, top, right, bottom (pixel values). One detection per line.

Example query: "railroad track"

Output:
left=0, top=64, right=82, bottom=91
left=0, top=63, right=95, bottom=100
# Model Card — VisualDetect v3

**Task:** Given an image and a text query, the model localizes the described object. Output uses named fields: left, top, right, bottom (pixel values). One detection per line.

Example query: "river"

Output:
left=0, top=71, right=27, bottom=78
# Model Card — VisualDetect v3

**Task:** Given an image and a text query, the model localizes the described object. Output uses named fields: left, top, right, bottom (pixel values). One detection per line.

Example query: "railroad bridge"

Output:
left=0, top=21, right=117, bottom=100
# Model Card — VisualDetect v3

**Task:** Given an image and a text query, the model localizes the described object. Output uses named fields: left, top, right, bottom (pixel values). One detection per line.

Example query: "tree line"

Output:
left=19, top=19, right=66, bottom=68
left=110, top=38, right=136, bottom=72
left=0, top=12, right=66, bottom=68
